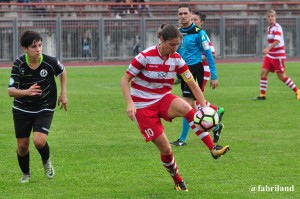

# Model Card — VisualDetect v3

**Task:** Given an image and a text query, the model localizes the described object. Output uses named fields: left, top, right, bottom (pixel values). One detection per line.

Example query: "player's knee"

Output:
left=277, top=73, right=285, bottom=81
left=33, top=137, right=46, bottom=149
left=170, top=98, right=192, bottom=116
left=179, top=98, right=193, bottom=110
left=161, top=146, right=172, bottom=156
left=17, top=144, right=29, bottom=156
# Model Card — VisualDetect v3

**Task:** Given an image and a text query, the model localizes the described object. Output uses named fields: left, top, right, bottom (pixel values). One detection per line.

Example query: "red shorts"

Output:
left=262, top=56, right=285, bottom=73
left=135, top=93, right=177, bottom=142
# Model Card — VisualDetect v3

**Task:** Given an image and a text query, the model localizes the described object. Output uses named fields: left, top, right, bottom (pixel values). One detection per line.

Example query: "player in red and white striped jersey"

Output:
left=121, top=24, right=230, bottom=191
left=254, top=10, right=300, bottom=100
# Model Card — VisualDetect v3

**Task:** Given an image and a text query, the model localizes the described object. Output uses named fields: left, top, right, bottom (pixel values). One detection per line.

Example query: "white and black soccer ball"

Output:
left=194, top=107, right=219, bottom=131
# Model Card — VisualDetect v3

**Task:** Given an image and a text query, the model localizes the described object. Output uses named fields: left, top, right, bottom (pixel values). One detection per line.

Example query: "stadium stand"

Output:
left=1, top=1, right=300, bottom=18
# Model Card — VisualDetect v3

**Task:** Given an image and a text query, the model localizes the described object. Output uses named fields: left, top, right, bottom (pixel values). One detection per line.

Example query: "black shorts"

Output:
left=13, top=109, right=54, bottom=138
left=180, top=62, right=204, bottom=99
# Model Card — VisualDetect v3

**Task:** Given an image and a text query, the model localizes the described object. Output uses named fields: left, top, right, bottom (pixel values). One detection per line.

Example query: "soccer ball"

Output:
left=194, top=107, right=219, bottom=131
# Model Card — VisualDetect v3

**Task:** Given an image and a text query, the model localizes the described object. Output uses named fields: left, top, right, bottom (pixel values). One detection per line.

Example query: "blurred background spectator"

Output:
left=82, top=32, right=91, bottom=57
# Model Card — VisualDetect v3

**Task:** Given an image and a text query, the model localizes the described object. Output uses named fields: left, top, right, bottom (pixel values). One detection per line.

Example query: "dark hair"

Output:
left=20, top=31, right=43, bottom=48
left=193, top=11, right=206, bottom=21
left=178, top=4, right=192, bottom=12
left=156, top=24, right=182, bottom=41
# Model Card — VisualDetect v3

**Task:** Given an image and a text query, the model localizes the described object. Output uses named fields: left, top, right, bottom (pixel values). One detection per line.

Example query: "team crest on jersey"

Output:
left=40, top=69, right=48, bottom=77
left=20, top=68, right=25, bottom=75
left=158, top=72, right=167, bottom=78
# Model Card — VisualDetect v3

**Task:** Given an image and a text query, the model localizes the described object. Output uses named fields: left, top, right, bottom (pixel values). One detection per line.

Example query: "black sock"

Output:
left=37, top=142, right=50, bottom=163
left=17, top=151, right=30, bottom=174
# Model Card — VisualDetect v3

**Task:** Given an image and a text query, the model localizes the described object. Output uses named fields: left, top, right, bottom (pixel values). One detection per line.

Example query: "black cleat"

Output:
left=253, top=96, right=266, bottom=100
left=170, top=139, right=186, bottom=147
left=213, top=123, right=224, bottom=143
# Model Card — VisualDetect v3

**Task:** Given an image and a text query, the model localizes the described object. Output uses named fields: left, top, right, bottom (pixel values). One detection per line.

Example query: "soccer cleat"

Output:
left=212, top=123, right=224, bottom=143
left=253, top=96, right=266, bottom=100
left=211, top=145, right=230, bottom=159
left=170, top=139, right=186, bottom=147
left=175, top=181, right=188, bottom=191
left=20, top=173, right=30, bottom=183
left=43, top=159, right=55, bottom=179
left=296, top=90, right=300, bottom=100
left=217, top=107, right=225, bottom=122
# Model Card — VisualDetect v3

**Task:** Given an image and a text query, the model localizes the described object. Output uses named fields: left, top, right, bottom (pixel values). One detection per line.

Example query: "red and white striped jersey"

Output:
left=202, top=35, right=216, bottom=66
left=266, top=23, right=286, bottom=59
left=126, top=45, right=189, bottom=109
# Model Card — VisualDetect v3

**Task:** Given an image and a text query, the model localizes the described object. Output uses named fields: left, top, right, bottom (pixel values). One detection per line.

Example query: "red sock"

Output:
left=161, top=153, right=182, bottom=184
left=260, top=77, right=267, bottom=96
left=197, top=101, right=218, bottom=111
left=197, top=131, right=215, bottom=150
left=184, top=109, right=215, bottom=150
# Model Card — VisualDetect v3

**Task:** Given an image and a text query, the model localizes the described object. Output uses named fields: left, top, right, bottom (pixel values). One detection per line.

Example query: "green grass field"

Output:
left=0, top=62, right=299, bottom=199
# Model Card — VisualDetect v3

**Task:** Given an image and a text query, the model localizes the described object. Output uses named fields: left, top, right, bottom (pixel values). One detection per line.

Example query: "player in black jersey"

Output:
left=7, top=30, right=67, bottom=183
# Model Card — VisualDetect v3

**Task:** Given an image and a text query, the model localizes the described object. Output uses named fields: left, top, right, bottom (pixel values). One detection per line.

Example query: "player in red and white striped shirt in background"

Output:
left=121, top=24, right=230, bottom=191
left=254, top=10, right=300, bottom=100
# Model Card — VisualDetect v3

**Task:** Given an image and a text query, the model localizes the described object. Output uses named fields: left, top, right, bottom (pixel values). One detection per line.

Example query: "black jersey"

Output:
left=8, top=54, right=64, bottom=113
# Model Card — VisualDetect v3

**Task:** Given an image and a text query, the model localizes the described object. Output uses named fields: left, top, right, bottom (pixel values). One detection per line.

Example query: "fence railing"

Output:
left=0, top=16, right=300, bottom=63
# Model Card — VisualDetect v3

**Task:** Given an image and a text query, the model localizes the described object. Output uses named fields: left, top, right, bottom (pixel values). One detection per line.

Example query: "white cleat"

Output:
left=43, top=159, right=55, bottom=179
left=20, top=173, right=30, bottom=183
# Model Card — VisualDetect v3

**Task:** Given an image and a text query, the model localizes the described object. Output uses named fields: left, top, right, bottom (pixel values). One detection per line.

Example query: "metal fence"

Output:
left=0, top=16, right=300, bottom=62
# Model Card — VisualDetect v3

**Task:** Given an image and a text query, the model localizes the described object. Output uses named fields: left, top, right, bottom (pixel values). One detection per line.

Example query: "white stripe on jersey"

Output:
left=203, top=65, right=210, bottom=72
left=12, top=106, right=54, bottom=113
left=127, top=64, right=140, bottom=76
left=266, top=54, right=286, bottom=59
left=131, top=87, right=171, bottom=100
left=133, top=76, right=173, bottom=90
left=134, top=95, right=169, bottom=108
